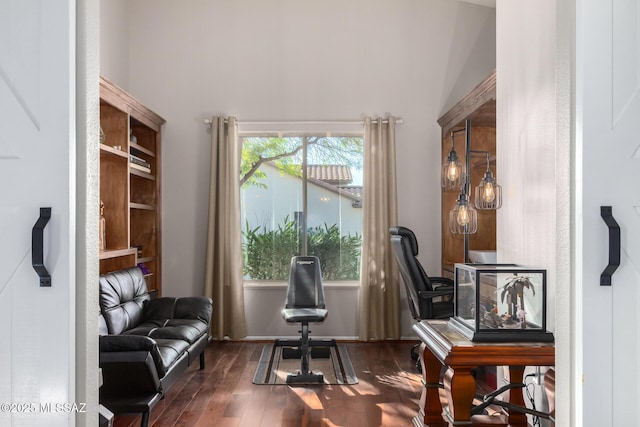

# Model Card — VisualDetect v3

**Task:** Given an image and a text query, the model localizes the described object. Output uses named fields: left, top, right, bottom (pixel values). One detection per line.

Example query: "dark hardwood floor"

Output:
left=112, top=341, right=423, bottom=427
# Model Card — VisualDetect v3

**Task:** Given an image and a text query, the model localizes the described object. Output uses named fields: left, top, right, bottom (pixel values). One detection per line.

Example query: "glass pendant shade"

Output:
left=474, top=170, right=502, bottom=210
left=441, top=148, right=463, bottom=190
left=450, top=193, right=478, bottom=234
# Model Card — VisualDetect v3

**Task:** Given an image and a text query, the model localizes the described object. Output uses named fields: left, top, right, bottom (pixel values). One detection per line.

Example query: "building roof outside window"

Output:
left=306, top=165, right=353, bottom=185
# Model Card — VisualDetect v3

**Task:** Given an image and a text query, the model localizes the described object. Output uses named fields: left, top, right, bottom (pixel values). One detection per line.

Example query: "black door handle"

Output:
left=600, top=206, right=620, bottom=286
left=32, top=207, right=51, bottom=287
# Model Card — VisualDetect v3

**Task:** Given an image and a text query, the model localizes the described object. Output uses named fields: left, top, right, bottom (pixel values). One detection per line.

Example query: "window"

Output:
left=240, top=133, right=364, bottom=281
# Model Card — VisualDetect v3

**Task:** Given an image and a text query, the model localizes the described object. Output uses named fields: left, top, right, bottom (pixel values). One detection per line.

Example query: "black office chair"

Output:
left=389, top=226, right=454, bottom=364
left=275, top=256, right=335, bottom=384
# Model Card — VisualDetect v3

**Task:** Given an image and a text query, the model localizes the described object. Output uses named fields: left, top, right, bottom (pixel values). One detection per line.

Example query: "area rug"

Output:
left=252, top=343, right=358, bottom=385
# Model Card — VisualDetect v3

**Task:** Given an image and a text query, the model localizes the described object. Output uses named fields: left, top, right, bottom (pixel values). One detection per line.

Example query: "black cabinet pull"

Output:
left=32, top=207, right=51, bottom=287
left=600, top=206, right=620, bottom=286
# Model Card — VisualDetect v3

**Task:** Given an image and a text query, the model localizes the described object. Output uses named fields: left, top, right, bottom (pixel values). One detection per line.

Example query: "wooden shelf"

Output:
left=100, top=143, right=128, bottom=158
left=99, top=75, right=165, bottom=293
left=130, top=142, right=155, bottom=157
left=130, top=168, right=155, bottom=180
left=99, top=248, right=137, bottom=275
left=130, top=202, right=155, bottom=211
left=99, top=247, right=137, bottom=260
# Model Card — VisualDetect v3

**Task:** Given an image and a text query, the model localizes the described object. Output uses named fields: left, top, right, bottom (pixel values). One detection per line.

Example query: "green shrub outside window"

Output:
left=242, top=217, right=361, bottom=281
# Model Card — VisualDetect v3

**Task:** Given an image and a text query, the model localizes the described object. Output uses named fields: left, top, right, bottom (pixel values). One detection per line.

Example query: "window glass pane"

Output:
left=240, top=134, right=363, bottom=281
left=305, top=138, right=363, bottom=280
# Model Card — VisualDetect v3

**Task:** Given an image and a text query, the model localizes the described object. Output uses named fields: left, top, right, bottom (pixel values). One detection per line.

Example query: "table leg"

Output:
left=507, top=365, right=528, bottom=427
left=544, top=368, right=556, bottom=427
left=443, top=366, right=475, bottom=426
left=413, top=342, right=447, bottom=427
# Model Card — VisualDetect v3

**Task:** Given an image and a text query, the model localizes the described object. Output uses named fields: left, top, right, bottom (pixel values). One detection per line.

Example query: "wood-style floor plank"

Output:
left=112, top=341, right=422, bottom=427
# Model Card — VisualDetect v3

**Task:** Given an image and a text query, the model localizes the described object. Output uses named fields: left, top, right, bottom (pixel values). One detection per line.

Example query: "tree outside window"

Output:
left=240, top=135, right=364, bottom=281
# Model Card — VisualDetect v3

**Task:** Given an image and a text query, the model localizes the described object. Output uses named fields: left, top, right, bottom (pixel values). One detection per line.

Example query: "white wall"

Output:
left=496, top=0, right=571, bottom=425
left=244, top=282, right=359, bottom=339
left=100, top=0, right=496, bottom=337
left=99, top=0, right=129, bottom=90
left=496, top=0, right=559, bottom=331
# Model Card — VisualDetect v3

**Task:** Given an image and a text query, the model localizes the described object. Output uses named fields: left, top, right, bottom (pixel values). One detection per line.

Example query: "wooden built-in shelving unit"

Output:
left=99, top=76, right=165, bottom=294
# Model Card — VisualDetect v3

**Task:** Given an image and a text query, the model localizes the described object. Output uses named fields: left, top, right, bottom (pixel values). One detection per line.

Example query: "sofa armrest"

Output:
left=417, top=289, right=455, bottom=301
left=174, top=297, right=213, bottom=325
left=99, top=335, right=167, bottom=378
left=430, top=277, right=454, bottom=287
left=100, top=334, right=156, bottom=352
left=100, top=350, right=162, bottom=398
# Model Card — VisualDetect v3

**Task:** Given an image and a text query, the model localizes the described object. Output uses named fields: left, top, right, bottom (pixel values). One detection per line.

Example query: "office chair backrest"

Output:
left=389, top=226, right=436, bottom=320
left=285, top=256, right=326, bottom=309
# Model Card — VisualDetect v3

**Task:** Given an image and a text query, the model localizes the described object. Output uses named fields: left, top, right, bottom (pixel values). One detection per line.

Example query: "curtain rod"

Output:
left=203, top=118, right=403, bottom=126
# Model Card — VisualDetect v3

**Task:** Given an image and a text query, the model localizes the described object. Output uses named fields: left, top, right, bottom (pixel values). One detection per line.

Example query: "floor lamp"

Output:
left=441, top=119, right=502, bottom=262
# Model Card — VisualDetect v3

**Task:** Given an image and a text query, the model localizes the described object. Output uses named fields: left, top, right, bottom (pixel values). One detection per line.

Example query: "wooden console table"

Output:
left=412, top=320, right=554, bottom=427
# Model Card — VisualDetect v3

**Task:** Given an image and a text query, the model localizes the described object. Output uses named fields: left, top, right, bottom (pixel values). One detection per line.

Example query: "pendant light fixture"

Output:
left=441, top=131, right=463, bottom=190
left=447, top=121, right=501, bottom=236
left=450, top=192, right=478, bottom=234
left=474, top=152, right=502, bottom=210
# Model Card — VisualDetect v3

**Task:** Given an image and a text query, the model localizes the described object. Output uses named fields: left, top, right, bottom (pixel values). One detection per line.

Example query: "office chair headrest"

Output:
left=389, top=226, right=419, bottom=257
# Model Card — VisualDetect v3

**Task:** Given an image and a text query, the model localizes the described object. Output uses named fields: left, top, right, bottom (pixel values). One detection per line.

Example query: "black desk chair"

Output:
left=275, top=256, right=335, bottom=384
left=389, top=226, right=454, bottom=363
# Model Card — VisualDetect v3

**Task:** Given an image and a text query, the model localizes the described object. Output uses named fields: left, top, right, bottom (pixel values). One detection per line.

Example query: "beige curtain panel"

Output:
left=204, top=116, right=247, bottom=340
left=358, top=117, right=400, bottom=341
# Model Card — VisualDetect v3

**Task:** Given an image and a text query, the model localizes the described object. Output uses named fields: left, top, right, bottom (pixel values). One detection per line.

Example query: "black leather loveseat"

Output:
left=98, top=267, right=212, bottom=427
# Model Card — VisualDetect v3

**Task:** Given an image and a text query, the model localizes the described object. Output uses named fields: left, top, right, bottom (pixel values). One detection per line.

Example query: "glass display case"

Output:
left=449, top=264, right=554, bottom=342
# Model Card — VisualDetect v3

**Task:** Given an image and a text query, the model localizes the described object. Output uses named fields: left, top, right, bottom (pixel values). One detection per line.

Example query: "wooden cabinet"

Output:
left=438, top=71, right=496, bottom=278
left=99, top=76, right=165, bottom=294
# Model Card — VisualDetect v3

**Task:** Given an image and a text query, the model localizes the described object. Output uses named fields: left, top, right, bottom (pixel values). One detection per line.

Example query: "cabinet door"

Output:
left=0, top=1, right=75, bottom=425
left=579, top=0, right=640, bottom=424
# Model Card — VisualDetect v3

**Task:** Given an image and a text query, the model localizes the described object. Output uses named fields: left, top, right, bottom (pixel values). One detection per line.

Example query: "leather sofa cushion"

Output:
left=149, top=319, right=208, bottom=344
left=154, top=338, right=189, bottom=375
left=100, top=267, right=150, bottom=335
left=123, top=320, right=167, bottom=337
left=143, top=297, right=176, bottom=321
left=174, top=297, right=213, bottom=324
left=103, top=300, right=149, bottom=335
